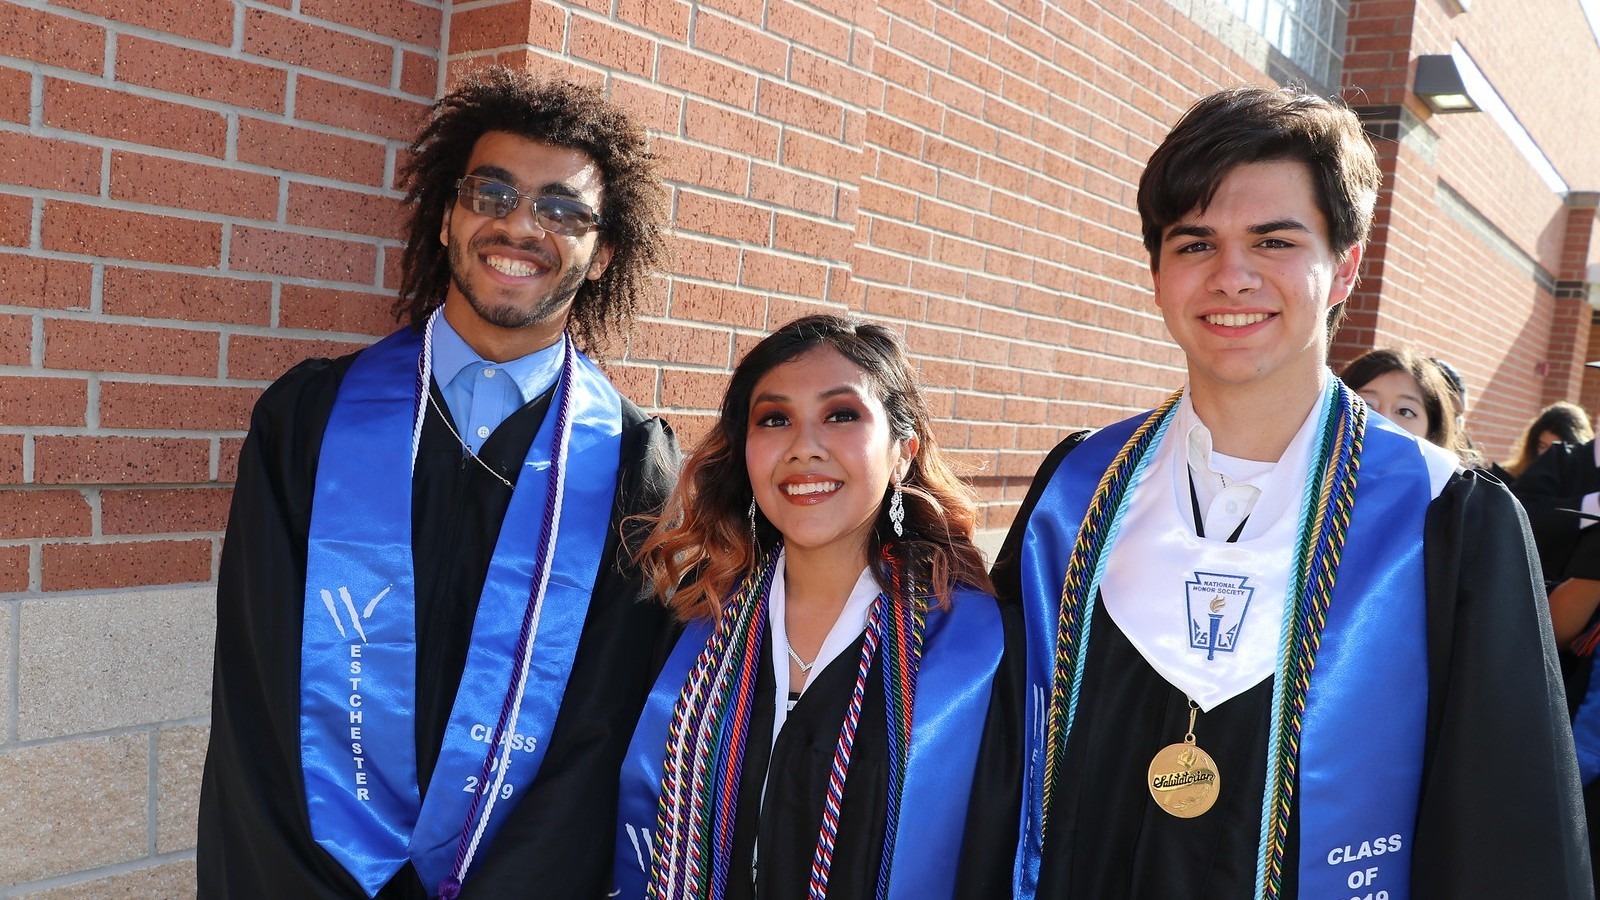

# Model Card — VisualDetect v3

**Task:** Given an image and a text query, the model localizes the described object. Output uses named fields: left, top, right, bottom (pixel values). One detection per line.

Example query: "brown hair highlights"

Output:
left=637, top=314, right=993, bottom=622
left=396, top=66, right=668, bottom=356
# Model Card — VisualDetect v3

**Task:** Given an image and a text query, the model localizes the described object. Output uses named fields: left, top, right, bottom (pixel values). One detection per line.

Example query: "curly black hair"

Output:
left=396, top=66, right=669, bottom=355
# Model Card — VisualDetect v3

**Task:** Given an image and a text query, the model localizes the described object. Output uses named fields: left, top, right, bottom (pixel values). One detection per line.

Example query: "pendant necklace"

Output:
left=784, top=637, right=812, bottom=672
left=426, top=388, right=514, bottom=490
left=1148, top=697, right=1221, bottom=817
left=1037, top=384, right=1365, bottom=899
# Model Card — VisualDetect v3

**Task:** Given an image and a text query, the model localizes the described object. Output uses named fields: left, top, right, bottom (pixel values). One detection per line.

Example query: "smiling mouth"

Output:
left=1204, top=312, right=1272, bottom=327
left=485, top=254, right=546, bottom=277
left=783, top=481, right=841, bottom=497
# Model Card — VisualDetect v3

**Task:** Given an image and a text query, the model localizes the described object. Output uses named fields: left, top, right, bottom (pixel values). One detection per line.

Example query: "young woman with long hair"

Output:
left=611, top=314, right=1020, bottom=899
left=1503, top=401, right=1593, bottom=482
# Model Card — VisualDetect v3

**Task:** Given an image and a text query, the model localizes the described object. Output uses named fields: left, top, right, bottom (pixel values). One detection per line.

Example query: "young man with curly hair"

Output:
left=199, top=67, right=677, bottom=899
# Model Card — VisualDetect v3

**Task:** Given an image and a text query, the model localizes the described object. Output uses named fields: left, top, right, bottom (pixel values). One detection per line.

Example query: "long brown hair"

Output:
left=637, top=315, right=992, bottom=621
left=1505, top=401, right=1594, bottom=478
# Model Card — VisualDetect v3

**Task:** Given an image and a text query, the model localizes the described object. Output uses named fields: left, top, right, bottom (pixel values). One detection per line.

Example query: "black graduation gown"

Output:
left=197, top=350, right=678, bottom=899
left=992, top=433, right=1592, bottom=900
left=715, top=598, right=1024, bottom=900
left=1549, top=512, right=1600, bottom=895
left=1513, top=439, right=1600, bottom=580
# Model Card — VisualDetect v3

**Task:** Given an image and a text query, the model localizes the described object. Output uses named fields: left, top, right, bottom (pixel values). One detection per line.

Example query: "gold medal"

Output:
left=1147, top=699, right=1220, bottom=818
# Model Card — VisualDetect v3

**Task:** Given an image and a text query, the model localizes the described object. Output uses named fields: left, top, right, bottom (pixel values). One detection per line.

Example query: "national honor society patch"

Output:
left=1185, top=572, right=1254, bottom=661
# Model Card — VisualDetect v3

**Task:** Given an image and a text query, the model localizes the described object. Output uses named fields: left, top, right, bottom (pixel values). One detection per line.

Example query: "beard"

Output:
left=446, top=231, right=592, bottom=331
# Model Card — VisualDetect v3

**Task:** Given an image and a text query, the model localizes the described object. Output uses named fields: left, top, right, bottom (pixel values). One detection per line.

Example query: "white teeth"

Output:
left=783, top=481, right=841, bottom=496
left=1205, top=312, right=1271, bottom=327
left=486, top=255, right=541, bottom=277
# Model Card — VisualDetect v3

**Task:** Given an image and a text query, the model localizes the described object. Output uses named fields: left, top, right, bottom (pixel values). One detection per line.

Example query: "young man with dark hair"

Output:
left=198, top=66, right=677, bottom=899
left=995, top=87, right=1590, bottom=899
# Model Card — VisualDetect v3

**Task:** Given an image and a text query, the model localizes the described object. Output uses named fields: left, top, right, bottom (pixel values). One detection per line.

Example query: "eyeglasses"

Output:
left=454, top=175, right=604, bottom=236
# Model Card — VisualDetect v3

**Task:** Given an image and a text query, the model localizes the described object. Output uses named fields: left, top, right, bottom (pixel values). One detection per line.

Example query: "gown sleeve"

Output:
left=952, top=600, right=1027, bottom=897
left=1512, top=441, right=1595, bottom=580
left=197, top=358, right=360, bottom=899
left=1412, top=469, right=1593, bottom=899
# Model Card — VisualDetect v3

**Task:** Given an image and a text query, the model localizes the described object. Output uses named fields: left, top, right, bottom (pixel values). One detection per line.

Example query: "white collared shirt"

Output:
left=1184, top=421, right=1271, bottom=541
left=765, top=550, right=881, bottom=749
left=1098, top=387, right=1327, bottom=708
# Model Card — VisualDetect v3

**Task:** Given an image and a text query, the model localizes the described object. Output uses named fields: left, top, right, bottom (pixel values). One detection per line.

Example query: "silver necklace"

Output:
left=425, top=389, right=514, bottom=490
left=785, top=639, right=815, bottom=675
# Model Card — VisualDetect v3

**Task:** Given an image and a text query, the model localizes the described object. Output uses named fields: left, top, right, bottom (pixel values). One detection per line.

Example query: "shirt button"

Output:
left=475, top=426, right=491, bottom=439
left=1226, top=502, right=1239, bottom=514
left=483, top=368, right=497, bottom=378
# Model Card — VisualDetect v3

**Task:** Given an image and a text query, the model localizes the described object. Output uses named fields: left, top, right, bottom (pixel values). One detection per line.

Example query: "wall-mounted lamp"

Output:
left=1414, top=55, right=1480, bottom=114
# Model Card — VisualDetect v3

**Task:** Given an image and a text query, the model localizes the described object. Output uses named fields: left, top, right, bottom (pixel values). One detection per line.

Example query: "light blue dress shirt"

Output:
left=430, top=315, right=563, bottom=454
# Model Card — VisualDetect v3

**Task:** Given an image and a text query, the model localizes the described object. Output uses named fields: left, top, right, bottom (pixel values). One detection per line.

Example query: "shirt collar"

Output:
left=430, top=312, right=565, bottom=404
left=1175, top=377, right=1328, bottom=536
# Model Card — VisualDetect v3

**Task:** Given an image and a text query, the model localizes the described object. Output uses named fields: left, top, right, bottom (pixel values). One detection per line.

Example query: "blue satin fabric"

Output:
left=300, top=327, right=622, bottom=896
left=1012, top=391, right=1430, bottom=899
left=1012, top=414, right=1142, bottom=897
left=1289, top=414, right=1428, bottom=898
left=610, top=584, right=1005, bottom=898
left=1570, top=660, right=1600, bottom=783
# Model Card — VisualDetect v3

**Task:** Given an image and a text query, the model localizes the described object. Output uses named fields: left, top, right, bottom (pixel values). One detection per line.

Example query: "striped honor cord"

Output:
left=1255, top=384, right=1363, bottom=900
left=1041, top=389, right=1182, bottom=825
left=649, top=545, right=926, bottom=900
left=648, top=553, right=776, bottom=900
left=1038, top=383, right=1365, bottom=900
left=806, top=545, right=924, bottom=900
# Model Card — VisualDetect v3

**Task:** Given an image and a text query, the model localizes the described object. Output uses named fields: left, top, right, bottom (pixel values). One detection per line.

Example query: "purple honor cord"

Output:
left=436, top=335, right=580, bottom=900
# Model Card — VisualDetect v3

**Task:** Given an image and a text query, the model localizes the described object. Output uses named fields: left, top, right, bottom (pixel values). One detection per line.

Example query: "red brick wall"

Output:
left=4, top=0, right=1599, bottom=594
left=1336, top=0, right=1600, bottom=460
left=0, top=1, right=436, bottom=593
left=436, top=0, right=1278, bottom=531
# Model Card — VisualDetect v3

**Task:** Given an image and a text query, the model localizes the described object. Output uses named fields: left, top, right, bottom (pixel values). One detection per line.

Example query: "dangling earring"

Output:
left=748, top=495, right=758, bottom=543
left=889, top=482, right=905, bottom=538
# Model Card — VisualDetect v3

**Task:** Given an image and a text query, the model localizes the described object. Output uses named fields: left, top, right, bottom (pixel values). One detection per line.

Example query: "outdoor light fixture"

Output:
left=1414, top=55, right=1480, bottom=113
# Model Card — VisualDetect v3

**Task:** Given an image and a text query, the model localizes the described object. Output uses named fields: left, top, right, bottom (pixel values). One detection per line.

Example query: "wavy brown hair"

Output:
left=396, top=65, right=668, bottom=356
left=638, top=315, right=992, bottom=622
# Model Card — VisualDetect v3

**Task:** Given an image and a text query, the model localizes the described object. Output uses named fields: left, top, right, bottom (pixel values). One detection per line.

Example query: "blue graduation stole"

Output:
left=299, top=325, right=622, bottom=896
left=1571, top=663, right=1600, bottom=784
left=611, top=584, right=1004, bottom=899
left=1013, top=399, right=1433, bottom=899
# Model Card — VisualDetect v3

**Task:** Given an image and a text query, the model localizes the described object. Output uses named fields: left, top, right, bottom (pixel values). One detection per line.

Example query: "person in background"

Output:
left=1339, top=347, right=1464, bottom=455
left=1516, top=404, right=1600, bottom=583
left=1503, top=401, right=1594, bottom=484
left=199, top=67, right=677, bottom=899
left=612, top=315, right=1021, bottom=899
left=1518, top=403, right=1600, bottom=897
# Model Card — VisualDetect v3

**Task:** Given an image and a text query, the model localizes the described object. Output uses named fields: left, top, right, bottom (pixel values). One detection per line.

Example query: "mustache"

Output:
left=470, top=235, right=557, bottom=268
